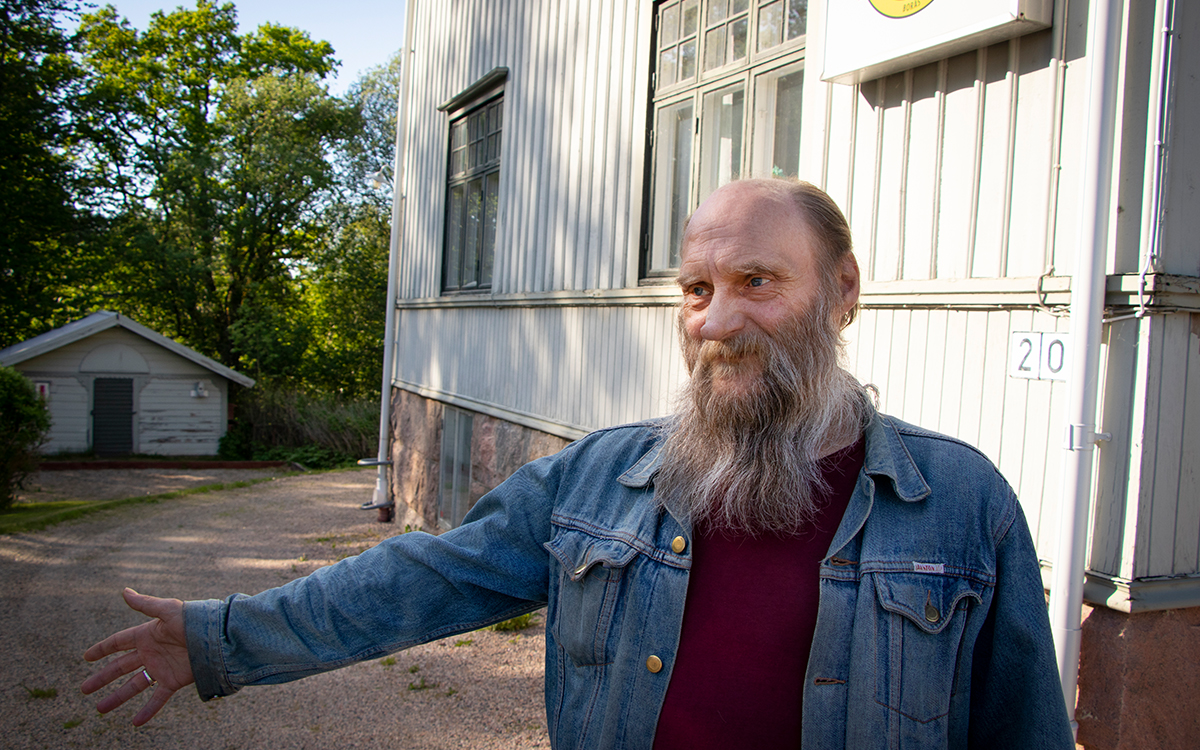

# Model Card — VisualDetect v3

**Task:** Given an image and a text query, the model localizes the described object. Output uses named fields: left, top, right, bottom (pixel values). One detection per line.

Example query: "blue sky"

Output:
left=70, top=0, right=407, bottom=94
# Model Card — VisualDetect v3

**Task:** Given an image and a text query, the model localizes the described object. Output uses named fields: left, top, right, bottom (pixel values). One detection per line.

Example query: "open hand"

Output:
left=81, top=588, right=194, bottom=726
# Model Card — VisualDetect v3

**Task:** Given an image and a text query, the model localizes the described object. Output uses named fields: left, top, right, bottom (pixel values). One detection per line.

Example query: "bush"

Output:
left=0, top=367, right=51, bottom=509
left=223, top=386, right=376, bottom=468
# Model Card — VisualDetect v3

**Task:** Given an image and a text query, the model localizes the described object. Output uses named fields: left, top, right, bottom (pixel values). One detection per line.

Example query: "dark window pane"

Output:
left=463, top=178, right=483, bottom=287
left=680, top=39, right=696, bottom=78
left=661, top=2, right=679, bottom=46
left=758, top=0, right=782, bottom=50
left=772, top=68, right=804, bottom=177
left=660, top=47, right=678, bottom=87
left=787, top=0, right=806, bottom=39
left=731, top=17, right=748, bottom=60
left=704, top=26, right=725, bottom=70
left=732, top=0, right=749, bottom=13
left=481, top=171, right=499, bottom=287
left=708, top=0, right=727, bottom=24
left=445, top=184, right=465, bottom=288
left=669, top=104, right=694, bottom=268
left=682, top=0, right=698, bottom=36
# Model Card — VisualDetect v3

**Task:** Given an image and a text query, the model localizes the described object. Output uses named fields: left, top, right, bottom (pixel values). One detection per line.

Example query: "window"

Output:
left=441, top=76, right=505, bottom=293
left=439, top=406, right=474, bottom=529
left=647, top=0, right=808, bottom=274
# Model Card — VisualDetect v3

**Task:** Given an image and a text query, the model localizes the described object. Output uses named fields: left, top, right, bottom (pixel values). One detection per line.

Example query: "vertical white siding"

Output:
left=808, top=28, right=1093, bottom=284
left=42, top=378, right=89, bottom=454
left=397, top=0, right=652, bottom=300
left=843, top=307, right=1069, bottom=557
left=138, top=379, right=226, bottom=456
left=396, top=304, right=683, bottom=432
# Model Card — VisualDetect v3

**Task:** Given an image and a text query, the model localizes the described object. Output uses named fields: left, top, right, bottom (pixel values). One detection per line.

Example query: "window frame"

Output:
left=440, top=71, right=507, bottom=294
left=644, top=0, right=809, bottom=279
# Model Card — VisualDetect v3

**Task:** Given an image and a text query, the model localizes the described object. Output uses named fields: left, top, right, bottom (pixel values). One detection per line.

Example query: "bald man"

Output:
left=83, top=179, right=1073, bottom=749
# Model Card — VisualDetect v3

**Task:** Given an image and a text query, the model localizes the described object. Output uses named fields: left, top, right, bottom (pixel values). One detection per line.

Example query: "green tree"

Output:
left=73, top=1, right=359, bottom=369
left=0, top=366, right=51, bottom=509
left=0, top=0, right=90, bottom=347
left=295, top=54, right=401, bottom=397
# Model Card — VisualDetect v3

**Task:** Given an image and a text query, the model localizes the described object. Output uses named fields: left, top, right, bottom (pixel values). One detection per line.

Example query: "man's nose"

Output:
left=698, top=292, right=746, bottom=341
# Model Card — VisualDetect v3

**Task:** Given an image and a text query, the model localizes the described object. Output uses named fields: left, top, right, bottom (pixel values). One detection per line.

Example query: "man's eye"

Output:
left=690, top=286, right=709, bottom=297
left=749, top=277, right=766, bottom=287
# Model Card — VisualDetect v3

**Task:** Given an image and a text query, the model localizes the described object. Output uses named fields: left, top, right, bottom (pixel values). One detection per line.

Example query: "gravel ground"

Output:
left=0, top=468, right=549, bottom=749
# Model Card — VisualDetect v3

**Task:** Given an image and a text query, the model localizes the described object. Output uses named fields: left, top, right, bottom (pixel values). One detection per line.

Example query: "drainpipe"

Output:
left=1047, top=0, right=1124, bottom=735
left=361, top=0, right=419, bottom=521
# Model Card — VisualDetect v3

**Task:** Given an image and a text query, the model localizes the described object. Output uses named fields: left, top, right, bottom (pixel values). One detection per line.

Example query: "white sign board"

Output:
left=1009, top=332, right=1070, bottom=381
left=822, top=0, right=1053, bottom=85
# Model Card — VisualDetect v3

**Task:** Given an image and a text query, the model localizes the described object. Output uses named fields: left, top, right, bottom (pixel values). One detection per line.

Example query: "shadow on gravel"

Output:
left=0, top=468, right=549, bottom=750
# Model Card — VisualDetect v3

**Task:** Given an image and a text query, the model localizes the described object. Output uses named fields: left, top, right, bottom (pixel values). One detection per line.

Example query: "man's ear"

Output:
left=837, top=253, right=860, bottom=316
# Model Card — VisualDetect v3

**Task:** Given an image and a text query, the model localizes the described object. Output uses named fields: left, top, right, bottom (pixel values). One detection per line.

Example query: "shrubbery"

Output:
left=0, top=367, right=51, bottom=509
left=219, top=386, right=376, bottom=470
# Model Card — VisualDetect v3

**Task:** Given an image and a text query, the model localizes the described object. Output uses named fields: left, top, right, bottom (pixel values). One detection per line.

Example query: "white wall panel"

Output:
left=397, top=305, right=683, bottom=433
left=398, top=0, right=651, bottom=300
left=138, top=379, right=224, bottom=455
left=43, top=379, right=89, bottom=454
left=842, top=306, right=1071, bottom=557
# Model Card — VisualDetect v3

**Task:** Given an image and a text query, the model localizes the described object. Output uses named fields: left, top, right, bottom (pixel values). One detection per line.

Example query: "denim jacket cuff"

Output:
left=184, top=597, right=237, bottom=701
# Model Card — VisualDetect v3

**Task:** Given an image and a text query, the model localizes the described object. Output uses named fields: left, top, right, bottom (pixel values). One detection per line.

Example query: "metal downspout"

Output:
left=363, top=0, right=419, bottom=520
left=1047, top=0, right=1125, bottom=734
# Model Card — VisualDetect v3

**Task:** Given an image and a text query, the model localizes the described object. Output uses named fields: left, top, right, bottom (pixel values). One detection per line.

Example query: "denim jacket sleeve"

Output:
left=966, top=496, right=1075, bottom=749
left=184, top=448, right=564, bottom=700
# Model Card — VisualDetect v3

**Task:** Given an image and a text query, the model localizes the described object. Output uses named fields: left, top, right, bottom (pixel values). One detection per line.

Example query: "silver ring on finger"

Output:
left=141, top=668, right=156, bottom=687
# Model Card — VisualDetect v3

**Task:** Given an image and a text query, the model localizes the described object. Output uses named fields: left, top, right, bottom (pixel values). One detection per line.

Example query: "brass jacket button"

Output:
left=671, top=536, right=687, bottom=554
left=646, top=655, right=663, bottom=673
left=924, top=591, right=940, bottom=623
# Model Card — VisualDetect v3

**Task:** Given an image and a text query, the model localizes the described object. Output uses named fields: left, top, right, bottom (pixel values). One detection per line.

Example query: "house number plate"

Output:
left=1009, top=332, right=1071, bottom=381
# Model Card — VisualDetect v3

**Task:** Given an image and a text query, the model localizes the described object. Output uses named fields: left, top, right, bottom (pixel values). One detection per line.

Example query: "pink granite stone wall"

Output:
left=389, top=388, right=443, bottom=529
left=388, top=389, right=570, bottom=531
left=1076, top=604, right=1200, bottom=749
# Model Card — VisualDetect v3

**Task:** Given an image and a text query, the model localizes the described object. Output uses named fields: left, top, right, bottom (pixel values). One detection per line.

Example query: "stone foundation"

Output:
left=388, top=388, right=570, bottom=531
left=1076, top=604, right=1200, bottom=749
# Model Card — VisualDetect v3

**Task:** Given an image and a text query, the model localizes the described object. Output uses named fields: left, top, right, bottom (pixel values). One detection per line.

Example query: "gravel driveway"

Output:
left=0, top=468, right=549, bottom=749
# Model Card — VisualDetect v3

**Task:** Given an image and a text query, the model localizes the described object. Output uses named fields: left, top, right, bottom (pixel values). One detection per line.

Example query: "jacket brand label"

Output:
left=913, top=562, right=944, bottom=574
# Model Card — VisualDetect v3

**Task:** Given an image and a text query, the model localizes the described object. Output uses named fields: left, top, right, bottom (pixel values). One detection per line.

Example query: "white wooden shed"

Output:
left=0, top=311, right=254, bottom=456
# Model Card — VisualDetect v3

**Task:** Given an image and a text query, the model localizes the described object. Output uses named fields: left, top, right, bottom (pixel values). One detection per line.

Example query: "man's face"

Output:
left=675, top=181, right=856, bottom=399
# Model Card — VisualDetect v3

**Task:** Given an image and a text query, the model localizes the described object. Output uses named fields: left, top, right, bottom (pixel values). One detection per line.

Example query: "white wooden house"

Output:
left=0, top=311, right=254, bottom=456
left=378, top=0, right=1199, bottom=744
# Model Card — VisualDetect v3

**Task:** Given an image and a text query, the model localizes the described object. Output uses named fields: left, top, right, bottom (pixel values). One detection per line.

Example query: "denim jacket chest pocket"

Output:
left=869, top=570, right=987, bottom=726
left=545, top=528, right=640, bottom=668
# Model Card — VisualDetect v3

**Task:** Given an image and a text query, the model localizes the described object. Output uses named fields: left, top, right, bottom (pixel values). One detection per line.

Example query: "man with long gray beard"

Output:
left=82, top=178, right=1074, bottom=749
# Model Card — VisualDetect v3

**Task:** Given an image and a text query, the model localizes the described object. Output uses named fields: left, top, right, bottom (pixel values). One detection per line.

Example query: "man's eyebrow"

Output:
left=726, top=260, right=784, bottom=278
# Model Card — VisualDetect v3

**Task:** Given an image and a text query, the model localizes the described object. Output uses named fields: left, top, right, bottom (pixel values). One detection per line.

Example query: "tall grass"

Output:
left=222, top=387, right=378, bottom=467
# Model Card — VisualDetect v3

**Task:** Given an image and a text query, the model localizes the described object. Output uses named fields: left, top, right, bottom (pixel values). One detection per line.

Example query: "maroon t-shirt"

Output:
left=652, top=438, right=865, bottom=750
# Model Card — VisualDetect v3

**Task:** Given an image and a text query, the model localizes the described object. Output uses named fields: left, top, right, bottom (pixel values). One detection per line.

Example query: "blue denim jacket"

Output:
left=185, top=410, right=1073, bottom=749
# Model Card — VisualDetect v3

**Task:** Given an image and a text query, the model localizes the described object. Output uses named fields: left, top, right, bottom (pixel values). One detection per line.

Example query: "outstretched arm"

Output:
left=81, top=588, right=194, bottom=726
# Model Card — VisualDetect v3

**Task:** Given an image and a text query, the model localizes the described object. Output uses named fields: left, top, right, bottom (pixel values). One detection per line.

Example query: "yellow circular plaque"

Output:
left=869, top=0, right=935, bottom=18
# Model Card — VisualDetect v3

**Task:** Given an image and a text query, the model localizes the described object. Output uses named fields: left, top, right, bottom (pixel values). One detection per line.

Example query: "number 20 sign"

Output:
left=1009, top=332, right=1071, bottom=381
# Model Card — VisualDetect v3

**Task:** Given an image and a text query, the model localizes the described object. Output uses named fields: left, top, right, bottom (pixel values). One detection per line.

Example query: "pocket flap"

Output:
left=545, top=529, right=639, bottom=582
left=874, top=572, right=984, bottom=635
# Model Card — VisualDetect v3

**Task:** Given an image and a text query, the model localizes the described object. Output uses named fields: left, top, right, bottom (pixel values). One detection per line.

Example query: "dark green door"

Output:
left=93, top=378, right=134, bottom=456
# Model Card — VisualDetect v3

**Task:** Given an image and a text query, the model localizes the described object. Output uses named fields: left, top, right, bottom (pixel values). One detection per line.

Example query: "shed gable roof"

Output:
left=0, top=311, right=255, bottom=387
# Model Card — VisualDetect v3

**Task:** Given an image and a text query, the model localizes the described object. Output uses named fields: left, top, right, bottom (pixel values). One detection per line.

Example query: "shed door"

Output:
left=93, top=378, right=134, bottom=456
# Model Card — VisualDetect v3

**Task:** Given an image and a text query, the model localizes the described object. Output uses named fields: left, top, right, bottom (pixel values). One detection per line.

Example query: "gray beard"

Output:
left=654, top=296, right=870, bottom=536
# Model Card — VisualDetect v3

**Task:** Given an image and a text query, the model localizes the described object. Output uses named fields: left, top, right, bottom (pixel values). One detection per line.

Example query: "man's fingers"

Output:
left=93, top=666, right=155, bottom=714
left=83, top=623, right=140, bottom=663
left=123, top=587, right=183, bottom=622
left=80, top=649, right=142, bottom=695
left=131, top=685, right=175, bottom=726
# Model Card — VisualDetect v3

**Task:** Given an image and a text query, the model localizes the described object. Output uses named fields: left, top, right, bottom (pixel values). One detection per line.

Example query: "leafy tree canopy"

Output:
left=73, top=1, right=360, bottom=369
left=0, top=0, right=89, bottom=347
